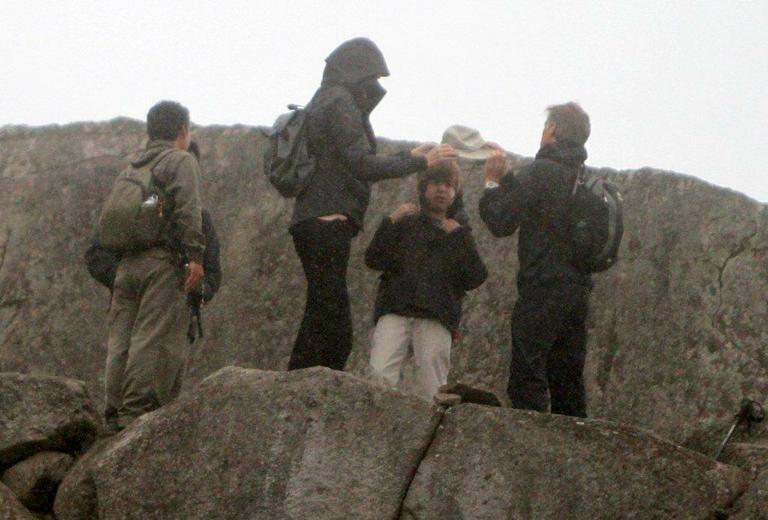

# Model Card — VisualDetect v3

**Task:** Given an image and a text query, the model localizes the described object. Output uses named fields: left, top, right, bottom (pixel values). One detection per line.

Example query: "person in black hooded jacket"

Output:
left=479, top=102, right=593, bottom=418
left=288, top=37, right=457, bottom=371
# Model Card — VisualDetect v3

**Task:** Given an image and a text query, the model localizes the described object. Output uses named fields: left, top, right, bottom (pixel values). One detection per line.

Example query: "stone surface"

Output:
left=2, top=452, right=73, bottom=512
left=0, top=482, right=34, bottom=520
left=1, top=119, right=767, bottom=448
left=58, top=366, right=440, bottom=520
left=52, top=439, right=109, bottom=520
left=0, top=373, right=101, bottom=468
left=402, top=404, right=747, bottom=520
left=731, top=467, right=768, bottom=519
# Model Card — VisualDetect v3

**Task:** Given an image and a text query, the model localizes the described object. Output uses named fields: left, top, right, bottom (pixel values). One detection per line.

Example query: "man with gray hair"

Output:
left=479, top=102, right=592, bottom=418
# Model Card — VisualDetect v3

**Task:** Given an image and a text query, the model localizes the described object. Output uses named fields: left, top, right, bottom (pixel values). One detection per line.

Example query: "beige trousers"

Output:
left=104, top=247, right=189, bottom=428
left=369, top=314, right=452, bottom=402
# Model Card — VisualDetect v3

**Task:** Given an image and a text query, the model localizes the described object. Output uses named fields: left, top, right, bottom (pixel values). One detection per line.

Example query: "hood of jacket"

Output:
left=321, top=38, right=389, bottom=114
left=131, top=140, right=176, bottom=168
left=535, top=140, right=588, bottom=169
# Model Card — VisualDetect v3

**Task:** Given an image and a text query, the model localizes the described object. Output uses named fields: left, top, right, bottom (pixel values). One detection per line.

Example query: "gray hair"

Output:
left=546, top=102, right=590, bottom=145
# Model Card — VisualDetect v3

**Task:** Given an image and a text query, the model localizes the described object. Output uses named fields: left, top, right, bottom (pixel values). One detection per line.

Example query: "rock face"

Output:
left=0, top=373, right=100, bottom=468
left=57, top=366, right=440, bottom=520
left=731, top=467, right=768, bottom=519
left=403, top=404, right=747, bottom=519
left=52, top=440, right=107, bottom=520
left=0, top=482, right=35, bottom=520
left=1, top=452, right=73, bottom=512
left=1, top=119, right=767, bottom=448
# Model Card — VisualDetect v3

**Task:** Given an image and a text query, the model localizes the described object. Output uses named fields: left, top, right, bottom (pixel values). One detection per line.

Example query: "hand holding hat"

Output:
left=441, top=125, right=502, bottom=161
left=410, top=143, right=458, bottom=168
left=484, top=148, right=508, bottom=184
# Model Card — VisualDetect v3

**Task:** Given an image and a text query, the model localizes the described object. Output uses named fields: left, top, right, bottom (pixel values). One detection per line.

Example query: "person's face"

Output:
left=175, top=124, right=192, bottom=151
left=540, top=121, right=557, bottom=146
left=424, top=180, right=456, bottom=215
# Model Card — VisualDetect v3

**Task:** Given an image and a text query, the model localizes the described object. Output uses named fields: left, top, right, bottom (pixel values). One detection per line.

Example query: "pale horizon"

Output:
left=2, top=0, right=766, bottom=202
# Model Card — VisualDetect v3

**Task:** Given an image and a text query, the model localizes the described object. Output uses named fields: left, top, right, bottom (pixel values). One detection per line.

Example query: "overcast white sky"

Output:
left=2, top=1, right=766, bottom=202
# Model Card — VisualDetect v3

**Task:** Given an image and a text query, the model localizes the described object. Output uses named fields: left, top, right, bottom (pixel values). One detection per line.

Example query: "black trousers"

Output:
left=289, top=219, right=355, bottom=371
left=508, top=285, right=590, bottom=418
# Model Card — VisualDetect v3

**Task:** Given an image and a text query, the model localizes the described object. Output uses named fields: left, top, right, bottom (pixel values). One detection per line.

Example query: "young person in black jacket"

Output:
left=479, top=102, right=592, bottom=417
left=366, top=162, right=487, bottom=401
left=288, top=38, right=457, bottom=372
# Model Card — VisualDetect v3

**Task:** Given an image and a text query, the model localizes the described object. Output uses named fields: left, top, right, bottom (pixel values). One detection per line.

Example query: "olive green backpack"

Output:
left=97, top=149, right=175, bottom=252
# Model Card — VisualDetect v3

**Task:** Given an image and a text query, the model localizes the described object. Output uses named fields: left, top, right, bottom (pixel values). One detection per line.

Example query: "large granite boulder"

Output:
left=0, top=482, right=34, bottom=520
left=1, top=119, right=767, bottom=449
left=402, top=404, right=747, bottom=519
left=55, top=366, right=440, bottom=520
left=0, top=373, right=100, bottom=468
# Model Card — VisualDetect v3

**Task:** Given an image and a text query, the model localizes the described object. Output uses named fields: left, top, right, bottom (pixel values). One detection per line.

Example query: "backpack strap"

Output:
left=571, top=164, right=586, bottom=197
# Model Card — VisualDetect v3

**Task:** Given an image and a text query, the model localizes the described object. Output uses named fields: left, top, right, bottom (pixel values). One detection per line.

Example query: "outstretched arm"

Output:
left=478, top=151, right=538, bottom=237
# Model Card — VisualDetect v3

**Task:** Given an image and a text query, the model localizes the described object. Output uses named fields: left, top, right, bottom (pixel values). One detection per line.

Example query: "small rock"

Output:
left=2, top=452, right=74, bottom=512
left=0, top=373, right=102, bottom=467
left=433, top=393, right=462, bottom=407
left=0, top=482, right=35, bottom=520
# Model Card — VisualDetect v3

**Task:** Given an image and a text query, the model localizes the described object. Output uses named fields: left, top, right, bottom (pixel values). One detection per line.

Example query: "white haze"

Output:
left=1, top=0, right=766, bottom=202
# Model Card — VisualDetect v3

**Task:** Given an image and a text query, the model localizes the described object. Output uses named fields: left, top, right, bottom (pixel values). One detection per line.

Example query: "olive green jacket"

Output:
left=131, top=140, right=204, bottom=263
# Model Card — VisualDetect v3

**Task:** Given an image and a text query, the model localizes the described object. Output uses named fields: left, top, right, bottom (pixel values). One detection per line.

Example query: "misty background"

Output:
left=1, top=0, right=766, bottom=201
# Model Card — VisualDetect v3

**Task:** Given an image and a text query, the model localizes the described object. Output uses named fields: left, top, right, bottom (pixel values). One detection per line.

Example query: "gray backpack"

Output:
left=97, top=149, right=174, bottom=252
left=263, top=104, right=316, bottom=198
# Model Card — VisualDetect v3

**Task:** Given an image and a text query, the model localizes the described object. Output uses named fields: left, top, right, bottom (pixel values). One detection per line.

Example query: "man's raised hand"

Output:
left=484, top=149, right=508, bottom=183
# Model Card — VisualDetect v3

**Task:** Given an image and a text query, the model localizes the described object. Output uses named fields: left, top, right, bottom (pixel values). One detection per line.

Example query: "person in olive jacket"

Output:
left=365, top=162, right=487, bottom=401
left=288, top=37, right=456, bottom=371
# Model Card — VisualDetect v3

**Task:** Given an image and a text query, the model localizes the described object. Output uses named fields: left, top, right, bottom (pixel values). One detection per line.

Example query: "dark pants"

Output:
left=508, top=285, right=590, bottom=418
left=289, top=219, right=355, bottom=371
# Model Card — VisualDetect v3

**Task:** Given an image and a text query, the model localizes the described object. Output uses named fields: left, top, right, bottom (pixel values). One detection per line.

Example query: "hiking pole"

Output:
left=714, top=398, right=765, bottom=461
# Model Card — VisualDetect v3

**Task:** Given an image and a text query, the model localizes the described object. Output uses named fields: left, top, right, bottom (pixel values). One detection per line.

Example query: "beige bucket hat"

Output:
left=441, top=125, right=497, bottom=161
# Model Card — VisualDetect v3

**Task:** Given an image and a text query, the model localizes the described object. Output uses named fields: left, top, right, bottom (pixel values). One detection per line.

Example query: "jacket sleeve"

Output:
left=478, top=163, right=540, bottom=238
left=163, top=153, right=205, bottom=263
left=322, top=96, right=427, bottom=182
left=364, top=217, right=406, bottom=271
left=448, top=226, right=488, bottom=291
left=201, top=210, right=222, bottom=302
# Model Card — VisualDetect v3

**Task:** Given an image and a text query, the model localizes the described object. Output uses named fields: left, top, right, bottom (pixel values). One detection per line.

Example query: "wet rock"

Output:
left=402, top=405, right=747, bottom=519
left=59, top=366, right=440, bottom=519
left=0, top=373, right=101, bottom=467
left=2, top=452, right=73, bottom=512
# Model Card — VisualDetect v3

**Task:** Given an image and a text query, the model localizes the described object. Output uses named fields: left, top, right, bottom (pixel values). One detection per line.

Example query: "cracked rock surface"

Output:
left=56, top=367, right=440, bottom=520
left=402, top=404, right=747, bottom=520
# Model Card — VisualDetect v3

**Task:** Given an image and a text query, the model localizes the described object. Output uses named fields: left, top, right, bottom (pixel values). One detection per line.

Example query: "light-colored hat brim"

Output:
left=455, top=148, right=496, bottom=161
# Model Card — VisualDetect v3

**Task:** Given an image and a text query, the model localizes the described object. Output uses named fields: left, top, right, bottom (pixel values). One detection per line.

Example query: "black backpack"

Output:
left=263, top=104, right=316, bottom=198
left=84, top=236, right=121, bottom=290
left=567, top=167, right=624, bottom=273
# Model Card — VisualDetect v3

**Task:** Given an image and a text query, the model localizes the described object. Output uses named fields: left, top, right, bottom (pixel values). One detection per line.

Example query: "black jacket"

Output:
left=479, top=141, right=591, bottom=293
left=365, top=214, right=488, bottom=334
left=291, top=38, right=426, bottom=232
